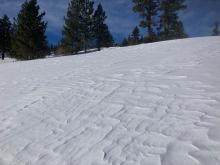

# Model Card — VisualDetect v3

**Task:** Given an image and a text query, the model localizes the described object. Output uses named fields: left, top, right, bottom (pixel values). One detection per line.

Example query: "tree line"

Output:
left=59, top=0, right=113, bottom=54
left=121, top=0, right=187, bottom=46
left=0, top=0, right=219, bottom=60
left=0, top=0, right=48, bottom=60
left=0, top=0, right=113, bottom=60
left=121, top=0, right=220, bottom=47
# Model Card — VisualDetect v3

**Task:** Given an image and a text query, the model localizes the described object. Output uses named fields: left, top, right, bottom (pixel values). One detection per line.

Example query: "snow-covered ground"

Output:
left=0, top=37, right=220, bottom=165
left=0, top=58, right=16, bottom=64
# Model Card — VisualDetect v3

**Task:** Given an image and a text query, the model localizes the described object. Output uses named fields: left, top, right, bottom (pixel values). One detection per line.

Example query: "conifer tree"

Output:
left=0, top=15, right=11, bottom=60
left=11, top=0, right=47, bottom=60
left=133, top=0, right=158, bottom=42
left=158, top=0, right=187, bottom=40
left=62, top=0, right=82, bottom=54
left=10, top=20, right=18, bottom=57
left=62, top=0, right=94, bottom=54
left=93, top=3, right=108, bottom=51
left=100, top=24, right=114, bottom=48
left=131, top=26, right=141, bottom=45
left=80, top=0, right=94, bottom=53
left=212, top=22, right=220, bottom=36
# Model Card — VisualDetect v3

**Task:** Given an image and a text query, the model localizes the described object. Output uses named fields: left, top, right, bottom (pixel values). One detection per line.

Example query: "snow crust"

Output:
left=0, top=37, right=220, bottom=165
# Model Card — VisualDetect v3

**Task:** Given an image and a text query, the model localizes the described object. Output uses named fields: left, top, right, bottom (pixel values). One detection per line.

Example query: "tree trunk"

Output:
left=1, top=52, right=5, bottom=60
left=84, top=40, right=87, bottom=53
left=97, top=37, right=101, bottom=51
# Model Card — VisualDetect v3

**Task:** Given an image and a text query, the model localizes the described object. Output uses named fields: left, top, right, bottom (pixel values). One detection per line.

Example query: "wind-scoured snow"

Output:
left=0, top=37, right=220, bottom=165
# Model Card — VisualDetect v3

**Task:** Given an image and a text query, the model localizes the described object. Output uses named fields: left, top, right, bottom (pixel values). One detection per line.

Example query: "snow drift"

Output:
left=0, top=37, right=220, bottom=165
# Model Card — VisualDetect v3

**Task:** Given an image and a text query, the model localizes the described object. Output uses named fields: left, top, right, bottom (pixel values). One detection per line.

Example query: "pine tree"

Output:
left=101, top=24, right=114, bottom=47
left=131, top=26, right=141, bottom=45
left=133, top=0, right=158, bottom=42
left=62, top=0, right=83, bottom=54
left=212, top=22, right=220, bottom=36
left=11, top=0, right=47, bottom=60
left=80, top=0, right=94, bottom=53
left=10, top=20, right=18, bottom=57
left=0, top=15, right=12, bottom=60
left=62, top=0, right=94, bottom=54
left=158, top=0, right=187, bottom=40
left=93, top=3, right=108, bottom=51
left=125, top=26, right=141, bottom=46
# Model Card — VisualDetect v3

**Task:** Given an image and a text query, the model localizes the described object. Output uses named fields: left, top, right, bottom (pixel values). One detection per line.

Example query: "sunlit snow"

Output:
left=0, top=37, right=220, bottom=165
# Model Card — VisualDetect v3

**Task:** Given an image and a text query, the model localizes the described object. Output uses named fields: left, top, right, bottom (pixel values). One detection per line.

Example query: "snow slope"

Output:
left=0, top=37, right=220, bottom=165
left=0, top=58, right=16, bottom=64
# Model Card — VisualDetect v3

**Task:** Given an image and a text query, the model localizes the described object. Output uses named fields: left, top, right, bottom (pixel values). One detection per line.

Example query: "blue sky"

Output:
left=0, top=0, right=219, bottom=44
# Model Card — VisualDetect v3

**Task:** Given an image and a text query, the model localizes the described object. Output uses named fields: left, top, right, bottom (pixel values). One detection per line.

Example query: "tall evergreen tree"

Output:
left=212, top=22, right=220, bottom=36
left=93, top=4, right=108, bottom=51
left=62, top=0, right=94, bottom=54
left=130, top=26, right=141, bottom=45
left=11, top=0, right=47, bottom=60
left=80, top=0, right=94, bottom=53
left=62, top=0, right=82, bottom=54
left=133, top=0, right=158, bottom=42
left=158, top=0, right=187, bottom=40
left=99, top=24, right=114, bottom=48
left=126, top=26, right=141, bottom=46
left=0, top=15, right=11, bottom=60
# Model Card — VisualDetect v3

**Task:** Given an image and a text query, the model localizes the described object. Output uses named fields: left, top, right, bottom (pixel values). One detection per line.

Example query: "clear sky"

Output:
left=0, top=0, right=220, bottom=44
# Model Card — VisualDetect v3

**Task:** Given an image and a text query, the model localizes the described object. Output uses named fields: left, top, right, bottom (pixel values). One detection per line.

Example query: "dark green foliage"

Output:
left=212, top=22, right=220, bottom=36
left=133, top=0, right=158, bottom=42
left=93, top=3, right=105, bottom=51
left=80, top=0, right=94, bottom=53
left=62, top=0, right=82, bottom=54
left=11, top=0, right=47, bottom=60
left=100, top=24, right=114, bottom=48
left=93, top=4, right=113, bottom=50
left=132, top=0, right=187, bottom=44
left=158, top=0, right=187, bottom=40
left=121, top=26, right=142, bottom=47
left=62, top=1, right=113, bottom=53
left=62, top=0, right=95, bottom=54
left=131, top=26, right=141, bottom=45
left=0, top=15, right=12, bottom=60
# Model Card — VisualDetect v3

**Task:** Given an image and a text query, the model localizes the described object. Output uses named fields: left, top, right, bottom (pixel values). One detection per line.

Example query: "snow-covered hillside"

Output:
left=0, top=58, right=16, bottom=64
left=0, top=37, right=220, bottom=165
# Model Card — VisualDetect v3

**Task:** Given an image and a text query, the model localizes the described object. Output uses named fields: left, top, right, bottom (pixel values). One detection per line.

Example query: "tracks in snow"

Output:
left=0, top=65, right=220, bottom=165
left=0, top=37, right=220, bottom=165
